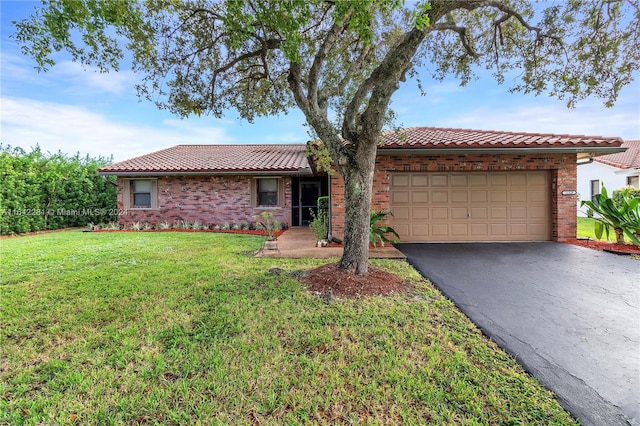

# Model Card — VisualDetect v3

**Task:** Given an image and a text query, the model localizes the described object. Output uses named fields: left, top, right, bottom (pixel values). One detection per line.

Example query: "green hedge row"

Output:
left=0, top=145, right=117, bottom=235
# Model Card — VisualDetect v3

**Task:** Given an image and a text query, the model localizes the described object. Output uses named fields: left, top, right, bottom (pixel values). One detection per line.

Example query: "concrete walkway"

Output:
left=398, top=242, right=640, bottom=426
left=255, top=227, right=405, bottom=259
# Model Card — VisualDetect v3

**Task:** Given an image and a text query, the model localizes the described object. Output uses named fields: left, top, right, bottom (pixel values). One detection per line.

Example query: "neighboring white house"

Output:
left=577, top=139, right=640, bottom=216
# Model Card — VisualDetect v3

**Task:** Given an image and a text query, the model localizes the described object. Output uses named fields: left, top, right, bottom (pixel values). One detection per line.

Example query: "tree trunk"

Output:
left=614, top=227, right=625, bottom=245
left=337, top=141, right=377, bottom=274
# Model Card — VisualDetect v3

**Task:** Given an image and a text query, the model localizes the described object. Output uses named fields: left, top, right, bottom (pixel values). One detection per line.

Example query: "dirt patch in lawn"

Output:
left=565, top=238, right=640, bottom=255
left=302, top=262, right=409, bottom=299
left=0, top=227, right=83, bottom=239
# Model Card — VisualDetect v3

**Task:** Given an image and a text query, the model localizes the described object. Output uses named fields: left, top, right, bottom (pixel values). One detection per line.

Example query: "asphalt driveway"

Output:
left=397, top=242, right=639, bottom=426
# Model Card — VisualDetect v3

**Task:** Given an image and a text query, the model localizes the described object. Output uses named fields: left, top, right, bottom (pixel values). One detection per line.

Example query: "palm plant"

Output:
left=581, top=185, right=640, bottom=245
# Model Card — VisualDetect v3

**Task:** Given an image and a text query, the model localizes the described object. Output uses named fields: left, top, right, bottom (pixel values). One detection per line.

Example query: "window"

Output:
left=124, top=179, right=158, bottom=209
left=251, top=178, right=284, bottom=207
left=258, top=178, right=278, bottom=206
left=132, top=180, right=152, bottom=207
left=627, top=176, right=639, bottom=188
left=590, top=180, right=600, bottom=203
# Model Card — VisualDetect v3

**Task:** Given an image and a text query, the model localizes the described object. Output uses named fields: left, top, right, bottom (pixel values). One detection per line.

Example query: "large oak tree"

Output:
left=15, top=0, right=639, bottom=273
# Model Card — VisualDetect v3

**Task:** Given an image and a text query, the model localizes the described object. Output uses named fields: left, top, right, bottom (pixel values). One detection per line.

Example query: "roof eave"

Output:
left=377, top=146, right=626, bottom=155
left=614, top=168, right=640, bottom=176
left=97, top=168, right=314, bottom=177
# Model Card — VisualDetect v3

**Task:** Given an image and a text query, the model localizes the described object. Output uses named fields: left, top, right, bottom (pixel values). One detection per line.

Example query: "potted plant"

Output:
left=254, top=211, right=281, bottom=250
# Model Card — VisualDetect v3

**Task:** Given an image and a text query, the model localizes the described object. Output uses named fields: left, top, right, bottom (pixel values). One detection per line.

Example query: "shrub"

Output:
left=581, top=185, right=640, bottom=245
left=0, top=144, right=117, bottom=235
left=370, top=211, right=400, bottom=247
left=309, top=196, right=329, bottom=241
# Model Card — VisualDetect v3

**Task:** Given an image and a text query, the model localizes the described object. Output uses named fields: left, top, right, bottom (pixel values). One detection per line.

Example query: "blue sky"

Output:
left=2, top=1, right=639, bottom=163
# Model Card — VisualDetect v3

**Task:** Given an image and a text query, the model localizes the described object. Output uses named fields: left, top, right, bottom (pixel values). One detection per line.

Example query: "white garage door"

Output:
left=390, top=171, right=551, bottom=242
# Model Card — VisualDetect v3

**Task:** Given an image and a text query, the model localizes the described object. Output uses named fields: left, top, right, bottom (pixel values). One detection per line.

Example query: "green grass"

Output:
left=577, top=216, right=598, bottom=239
left=0, top=231, right=577, bottom=425
left=578, top=216, right=636, bottom=243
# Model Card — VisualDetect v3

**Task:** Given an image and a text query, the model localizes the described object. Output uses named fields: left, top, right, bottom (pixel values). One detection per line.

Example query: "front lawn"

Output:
left=0, top=231, right=577, bottom=425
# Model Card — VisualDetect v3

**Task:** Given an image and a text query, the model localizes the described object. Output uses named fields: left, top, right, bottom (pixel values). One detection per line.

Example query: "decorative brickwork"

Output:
left=117, top=175, right=292, bottom=227
left=330, top=153, right=577, bottom=242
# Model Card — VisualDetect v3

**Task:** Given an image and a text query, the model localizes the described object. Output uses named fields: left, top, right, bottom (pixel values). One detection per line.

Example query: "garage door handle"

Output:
left=467, top=211, right=471, bottom=218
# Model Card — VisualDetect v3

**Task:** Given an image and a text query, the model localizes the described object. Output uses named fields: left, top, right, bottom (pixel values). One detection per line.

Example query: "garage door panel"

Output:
left=510, top=206, right=527, bottom=219
left=511, top=191, right=527, bottom=203
left=431, top=174, right=448, bottom=187
left=469, top=174, right=488, bottom=186
left=432, top=207, right=449, bottom=220
left=470, top=223, right=488, bottom=236
left=393, top=223, right=410, bottom=236
left=452, top=190, right=468, bottom=203
left=490, top=223, right=508, bottom=236
left=411, top=224, right=429, bottom=237
left=470, top=207, right=487, bottom=219
left=529, top=173, right=547, bottom=186
left=451, top=207, right=468, bottom=219
left=471, top=190, right=488, bottom=202
left=392, top=174, right=410, bottom=187
left=510, top=223, right=528, bottom=235
left=392, top=191, right=410, bottom=204
left=529, top=223, right=549, bottom=236
left=451, top=223, right=468, bottom=236
left=412, top=207, right=428, bottom=220
left=529, top=190, right=547, bottom=203
left=529, top=206, right=548, bottom=219
left=411, top=174, right=429, bottom=187
left=491, top=207, right=508, bottom=219
left=491, top=190, right=508, bottom=203
left=490, top=174, right=508, bottom=186
left=510, top=174, right=527, bottom=186
left=432, top=191, right=448, bottom=203
left=393, top=206, right=410, bottom=220
left=390, top=171, right=550, bottom=242
left=431, top=224, right=449, bottom=236
left=451, top=174, right=468, bottom=187
left=411, top=191, right=429, bottom=203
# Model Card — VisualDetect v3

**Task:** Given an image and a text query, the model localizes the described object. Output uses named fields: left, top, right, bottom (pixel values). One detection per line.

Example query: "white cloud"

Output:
left=440, top=101, right=640, bottom=140
left=1, top=97, right=235, bottom=161
left=51, top=61, right=137, bottom=96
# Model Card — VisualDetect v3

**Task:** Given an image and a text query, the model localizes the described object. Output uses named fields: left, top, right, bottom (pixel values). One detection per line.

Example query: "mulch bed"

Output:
left=302, top=263, right=409, bottom=299
left=564, top=238, right=640, bottom=254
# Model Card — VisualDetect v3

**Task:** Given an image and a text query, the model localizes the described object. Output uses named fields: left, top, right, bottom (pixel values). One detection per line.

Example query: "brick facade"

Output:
left=117, top=175, right=293, bottom=227
left=330, top=152, right=578, bottom=242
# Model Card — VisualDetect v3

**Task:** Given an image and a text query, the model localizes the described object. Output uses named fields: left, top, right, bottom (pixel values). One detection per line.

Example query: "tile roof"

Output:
left=100, top=127, right=625, bottom=174
left=99, top=144, right=311, bottom=174
left=594, top=140, right=640, bottom=169
left=379, top=127, right=623, bottom=149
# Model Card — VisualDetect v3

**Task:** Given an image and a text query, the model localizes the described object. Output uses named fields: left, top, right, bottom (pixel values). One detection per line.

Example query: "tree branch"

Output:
left=308, top=20, right=346, bottom=112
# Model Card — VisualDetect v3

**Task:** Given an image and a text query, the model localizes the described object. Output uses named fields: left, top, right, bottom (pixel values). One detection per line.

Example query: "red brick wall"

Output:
left=330, top=152, right=577, bottom=241
left=117, top=175, right=292, bottom=227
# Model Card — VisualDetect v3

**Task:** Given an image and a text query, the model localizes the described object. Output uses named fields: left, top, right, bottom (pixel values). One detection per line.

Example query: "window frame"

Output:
left=123, top=178, right=158, bottom=210
left=590, top=179, right=600, bottom=203
left=251, top=177, right=285, bottom=208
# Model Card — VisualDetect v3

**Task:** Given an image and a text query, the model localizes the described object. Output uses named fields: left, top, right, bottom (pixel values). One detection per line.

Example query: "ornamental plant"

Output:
left=581, top=185, right=640, bottom=245
left=254, top=211, right=281, bottom=241
left=370, top=211, right=400, bottom=248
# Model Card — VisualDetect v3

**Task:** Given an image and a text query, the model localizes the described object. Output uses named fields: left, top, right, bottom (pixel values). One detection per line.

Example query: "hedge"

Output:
left=0, top=145, right=117, bottom=235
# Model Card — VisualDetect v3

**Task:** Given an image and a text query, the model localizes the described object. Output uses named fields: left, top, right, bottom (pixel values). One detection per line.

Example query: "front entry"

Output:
left=292, top=177, right=328, bottom=226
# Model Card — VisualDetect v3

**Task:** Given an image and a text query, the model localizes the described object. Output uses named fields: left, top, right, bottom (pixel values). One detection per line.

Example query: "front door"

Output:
left=298, top=181, right=321, bottom=226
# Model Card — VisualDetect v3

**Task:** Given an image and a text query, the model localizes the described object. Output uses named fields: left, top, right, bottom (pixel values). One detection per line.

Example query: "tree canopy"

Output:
left=14, top=0, right=640, bottom=273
